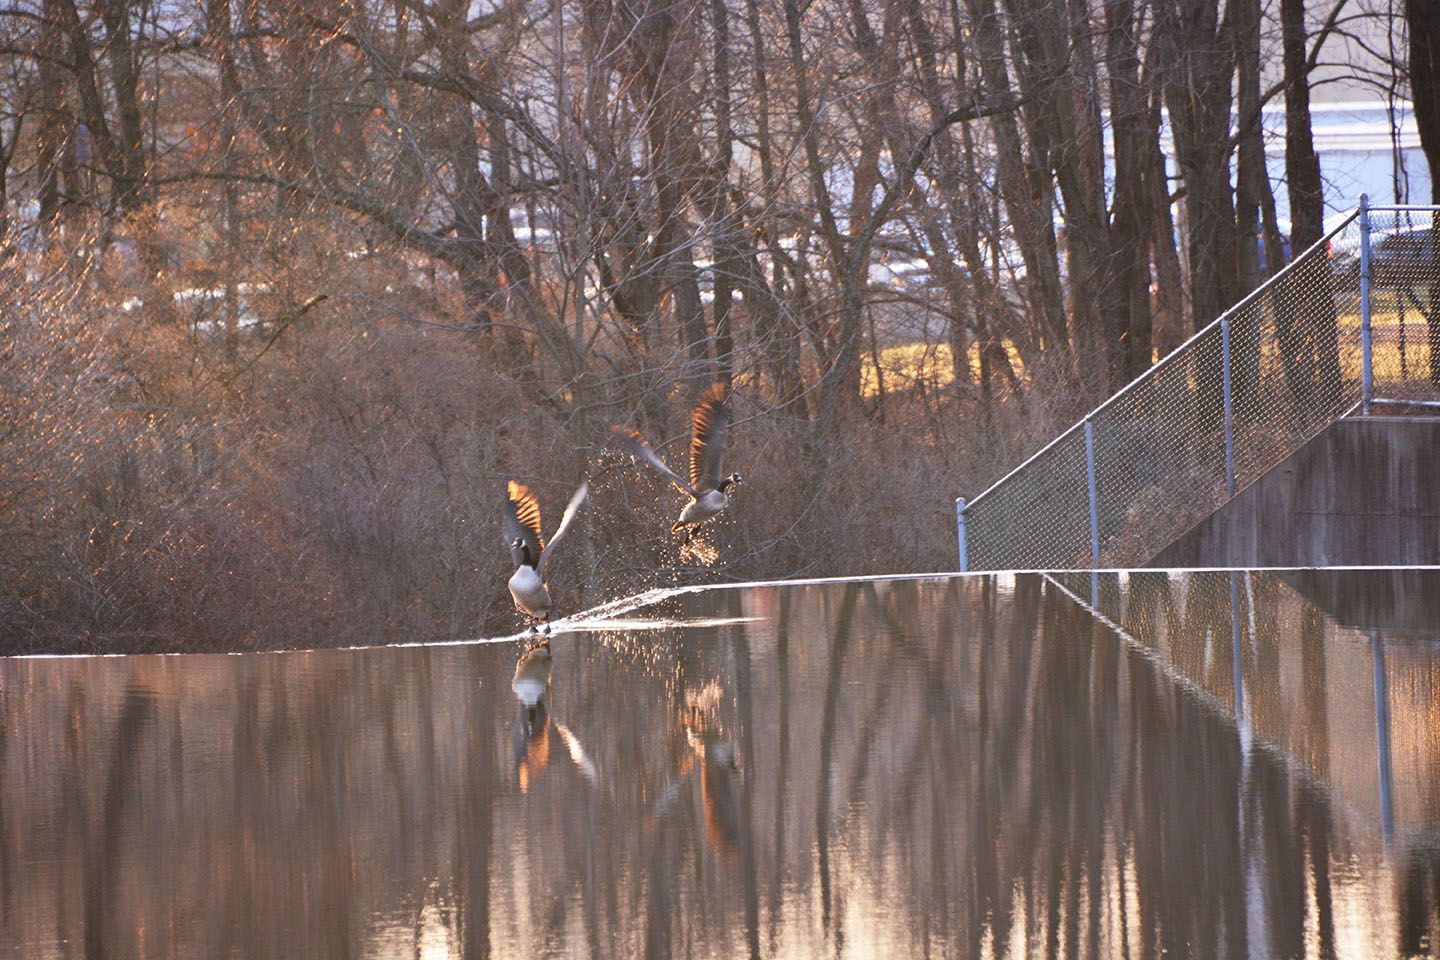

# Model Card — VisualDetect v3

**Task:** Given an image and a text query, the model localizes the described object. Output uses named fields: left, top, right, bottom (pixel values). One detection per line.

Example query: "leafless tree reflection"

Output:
left=3, top=572, right=1439, bottom=957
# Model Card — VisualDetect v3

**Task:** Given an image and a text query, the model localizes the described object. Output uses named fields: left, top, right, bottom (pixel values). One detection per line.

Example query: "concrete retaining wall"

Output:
left=1148, top=417, right=1440, bottom=568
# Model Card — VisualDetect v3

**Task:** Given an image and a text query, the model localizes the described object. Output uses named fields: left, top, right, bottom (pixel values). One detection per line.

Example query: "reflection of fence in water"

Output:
left=5, top=574, right=1440, bottom=956
left=1048, top=568, right=1440, bottom=838
left=960, top=202, right=1440, bottom=571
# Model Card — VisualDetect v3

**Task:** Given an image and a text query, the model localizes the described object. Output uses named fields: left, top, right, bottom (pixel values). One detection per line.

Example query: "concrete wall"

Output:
left=1277, top=568, right=1440, bottom=634
left=1149, top=417, right=1440, bottom=568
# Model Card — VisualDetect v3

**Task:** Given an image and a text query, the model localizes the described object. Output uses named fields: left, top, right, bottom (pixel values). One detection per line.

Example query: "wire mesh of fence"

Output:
left=1361, top=207, right=1440, bottom=406
left=959, top=202, right=1440, bottom=571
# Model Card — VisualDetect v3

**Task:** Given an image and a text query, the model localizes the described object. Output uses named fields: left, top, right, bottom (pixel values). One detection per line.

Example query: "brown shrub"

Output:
left=0, top=224, right=1096, bottom=653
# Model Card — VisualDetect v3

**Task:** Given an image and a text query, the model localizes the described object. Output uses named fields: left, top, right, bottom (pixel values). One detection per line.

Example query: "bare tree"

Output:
left=1280, top=0, right=1347, bottom=404
left=1105, top=0, right=1153, bottom=381
left=1404, top=0, right=1440, bottom=384
left=0, top=0, right=1417, bottom=646
left=1156, top=0, right=1239, bottom=332
left=1406, top=0, right=1440, bottom=205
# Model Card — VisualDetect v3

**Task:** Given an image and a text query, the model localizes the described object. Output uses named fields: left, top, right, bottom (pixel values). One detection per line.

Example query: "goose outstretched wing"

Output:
left=689, top=384, right=728, bottom=493
left=537, top=482, right=589, bottom=574
left=504, top=481, right=545, bottom=567
left=612, top=426, right=696, bottom=497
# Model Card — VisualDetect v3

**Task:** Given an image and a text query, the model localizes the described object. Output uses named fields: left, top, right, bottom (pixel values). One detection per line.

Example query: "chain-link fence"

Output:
left=958, top=200, right=1440, bottom=571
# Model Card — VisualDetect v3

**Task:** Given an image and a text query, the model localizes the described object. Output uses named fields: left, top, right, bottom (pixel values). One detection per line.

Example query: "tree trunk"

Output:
left=1143, top=49, right=1185, bottom=357
left=1106, top=0, right=1152, bottom=380
left=56, top=0, right=147, bottom=211
left=1405, top=0, right=1440, bottom=205
left=96, top=0, right=146, bottom=205
left=1158, top=0, right=1238, bottom=331
left=962, top=0, right=1069, bottom=353
left=1285, top=0, right=1342, bottom=403
left=781, top=0, right=864, bottom=462
left=1403, top=0, right=1440, bottom=386
left=1046, top=0, right=1120, bottom=389
left=208, top=0, right=242, bottom=360
left=0, top=118, right=10, bottom=254
left=705, top=0, right=736, bottom=389
left=1233, top=0, right=1265, bottom=403
left=1019, top=0, right=1115, bottom=387
left=35, top=0, right=67, bottom=236
left=743, top=0, right=808, bottom=413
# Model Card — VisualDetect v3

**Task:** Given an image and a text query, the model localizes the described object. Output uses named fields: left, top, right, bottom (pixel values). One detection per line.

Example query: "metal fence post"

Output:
left=1360, top=193, right=1373, bottom=415
left=956, top=497, right=968, bottom=572
left=1221, top=317, right=1235, bottom=496
left=1372, top=629, right=1394, bottom=841
left=1084, top=418, right=1099, bottom=568
left=1230, top=571, right=1244, bottom=720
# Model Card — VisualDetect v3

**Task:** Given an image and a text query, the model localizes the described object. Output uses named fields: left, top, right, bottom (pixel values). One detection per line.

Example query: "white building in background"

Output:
left=1262, top=101, right=1428, bottom=224
left=1256, top=0, right=1430, bottom=219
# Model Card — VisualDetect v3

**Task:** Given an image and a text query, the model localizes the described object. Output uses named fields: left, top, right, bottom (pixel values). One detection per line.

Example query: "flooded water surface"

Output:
left=4, top=570, right=1440, bottom=958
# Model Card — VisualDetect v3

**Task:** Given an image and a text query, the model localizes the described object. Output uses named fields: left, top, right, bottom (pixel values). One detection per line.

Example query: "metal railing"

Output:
left=957, top=197, right=1440, bottom=571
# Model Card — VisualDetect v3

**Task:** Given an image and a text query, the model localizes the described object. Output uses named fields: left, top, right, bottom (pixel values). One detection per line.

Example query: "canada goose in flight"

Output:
left=503, top=480, right=589, bottom=633
left=612, top=384, right=742, bottom=542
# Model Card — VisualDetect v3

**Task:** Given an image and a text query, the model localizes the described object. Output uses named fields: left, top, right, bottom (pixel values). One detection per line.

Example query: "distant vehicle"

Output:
left=868, top=257, right=939, bottom=290
left=121, top=283, right=271, bottom=335
left=1367, top=226, right=1439, bottom=286
left=1336, top=225, right=1439, bottom=287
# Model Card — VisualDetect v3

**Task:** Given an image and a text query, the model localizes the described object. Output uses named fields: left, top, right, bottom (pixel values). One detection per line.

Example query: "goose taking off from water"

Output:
left=502, top=480, right=589, bottom=633
left=612, top=384, right=742, bottom=542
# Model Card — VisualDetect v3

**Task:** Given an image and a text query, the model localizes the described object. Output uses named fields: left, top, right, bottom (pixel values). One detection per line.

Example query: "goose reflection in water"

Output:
left=510, top=638, right=599, bottom=793
left=651, top=699, right=742, bottom=859
left=511, top=639, right=553, bottom=793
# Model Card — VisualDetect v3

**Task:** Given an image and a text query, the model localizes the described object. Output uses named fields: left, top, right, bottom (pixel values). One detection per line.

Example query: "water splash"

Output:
left=680, top=535, right=719, bottom=567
